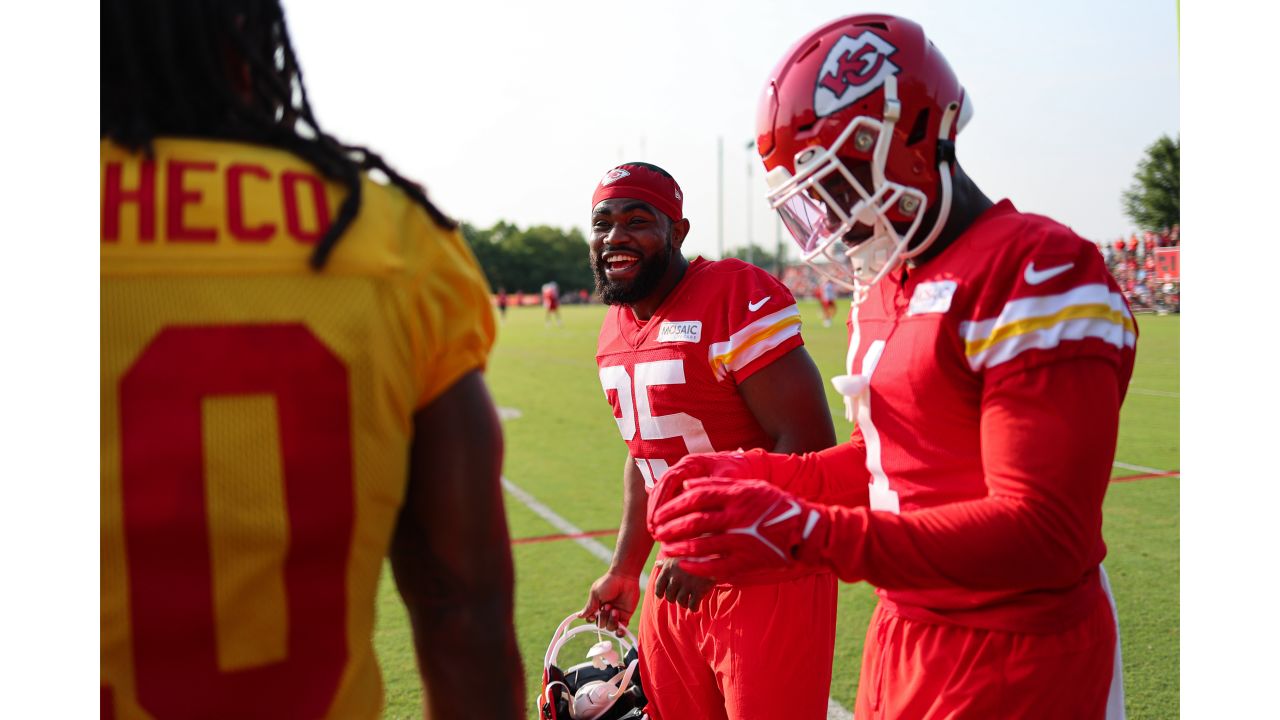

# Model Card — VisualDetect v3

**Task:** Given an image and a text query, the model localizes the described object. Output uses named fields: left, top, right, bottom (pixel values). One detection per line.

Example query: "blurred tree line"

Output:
left=722, top=245, right=786, bottom=277
left=461, top=220, right=793, bottom=295
left=461, top=221, right=595, bottom=293
left=1123, top=134, right=1179, bottom=232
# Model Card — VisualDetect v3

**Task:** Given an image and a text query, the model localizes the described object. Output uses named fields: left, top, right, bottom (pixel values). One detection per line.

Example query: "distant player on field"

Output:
left=650, top=14, right=1135, bottom=719
left=100, top=1, right=522, bottom=717
left=542, top=280, right=562, bottom=326
left=579, top=162, right=839, bottom=719
left=817, top=278, right=837, bottom=327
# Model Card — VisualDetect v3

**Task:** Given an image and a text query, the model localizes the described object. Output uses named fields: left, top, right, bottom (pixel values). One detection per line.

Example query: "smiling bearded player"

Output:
left=648, top=14, right=1137, bottom=720
left=579, top=162, right=842, bottom=720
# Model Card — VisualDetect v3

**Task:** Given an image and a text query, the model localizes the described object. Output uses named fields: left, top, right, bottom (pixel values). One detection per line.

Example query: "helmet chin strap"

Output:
left=901, top=162, right=953, bottom=263
left=845, top=98, right=962, bottom=307
left=844, top=168, right=950, bottom=308
left=900, top=99, right=962, bottom=263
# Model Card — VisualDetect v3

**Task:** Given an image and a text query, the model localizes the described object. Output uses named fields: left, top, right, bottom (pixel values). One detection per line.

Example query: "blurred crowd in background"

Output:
left=778, top=225, right=1181, bottom=317
left=1100, top=225, right=1180, bottom=314
left=493, top=225, right=1181, bottom=318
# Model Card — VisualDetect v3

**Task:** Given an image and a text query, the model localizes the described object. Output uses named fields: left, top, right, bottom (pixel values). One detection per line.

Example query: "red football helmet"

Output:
left=756, top=14, right=972, bottom=302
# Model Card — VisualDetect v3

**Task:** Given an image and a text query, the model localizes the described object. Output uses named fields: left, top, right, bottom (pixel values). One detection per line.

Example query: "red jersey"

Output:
left=836, top=200, right=1136, bottom=632
left=596, top=258, right=802, bottom=489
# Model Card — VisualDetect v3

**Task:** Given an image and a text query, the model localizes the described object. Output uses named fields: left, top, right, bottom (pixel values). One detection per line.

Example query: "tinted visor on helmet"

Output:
left=776, top=191, right=836, bottom=257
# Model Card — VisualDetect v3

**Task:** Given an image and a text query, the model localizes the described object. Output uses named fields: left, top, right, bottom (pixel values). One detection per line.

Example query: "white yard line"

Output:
left=1113, top=460, right=1178, bottom=475
left=497, top=406, right=524, bottom=420
left=1128, top=388, right=1179, bottom=398
left=501, top=476, right=648, bottom=588
left=502, top=475, right=853, bottom=720
left=827, top=697, right=854, bottom=720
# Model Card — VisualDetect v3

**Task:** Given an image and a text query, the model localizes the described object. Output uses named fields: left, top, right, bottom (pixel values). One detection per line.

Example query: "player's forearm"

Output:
left=391, top=526, right=523, bottom=717
left=806, top=362, right=1119, bottom=590
left=769, top=440, right=871, bottom=507
left=406, top=593, right=523, bottom=717
left=610, top=460, right=655, bottom=577
left=397, top=371, right=524, bottom=715
left=805, top=493, right=1103, bottom=589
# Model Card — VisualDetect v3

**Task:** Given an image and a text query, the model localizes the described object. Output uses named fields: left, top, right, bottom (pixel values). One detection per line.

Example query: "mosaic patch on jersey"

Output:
left=907, top=280, right=958, bottom=316
left=813, top=31, right=900, bottom=118
left=600, top=168, right=631, bottom=186
left=657, top=320, right=702, bottom=344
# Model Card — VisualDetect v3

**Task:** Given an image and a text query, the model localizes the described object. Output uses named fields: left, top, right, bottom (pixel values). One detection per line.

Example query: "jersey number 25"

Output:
left=600, top=359, right=713, bottom=488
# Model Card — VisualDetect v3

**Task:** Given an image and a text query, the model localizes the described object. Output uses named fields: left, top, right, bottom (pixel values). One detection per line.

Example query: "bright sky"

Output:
left=285, top=0, right=1178, bottom=261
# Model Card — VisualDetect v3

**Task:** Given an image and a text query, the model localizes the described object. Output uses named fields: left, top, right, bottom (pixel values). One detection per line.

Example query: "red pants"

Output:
left=639, top=571, right=837, bottom=720
left=855, top=590, right=1121, bottom=719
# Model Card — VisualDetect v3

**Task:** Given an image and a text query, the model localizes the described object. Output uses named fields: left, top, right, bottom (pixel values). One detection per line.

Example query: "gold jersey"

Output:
left=100, top=138, right=494, bottom=719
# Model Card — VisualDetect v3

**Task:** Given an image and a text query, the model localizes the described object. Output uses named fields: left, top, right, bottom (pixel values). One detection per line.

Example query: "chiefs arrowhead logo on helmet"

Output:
left=600, top=168, right=631, bottom=187
left=813, top=31, right=900, bottom=117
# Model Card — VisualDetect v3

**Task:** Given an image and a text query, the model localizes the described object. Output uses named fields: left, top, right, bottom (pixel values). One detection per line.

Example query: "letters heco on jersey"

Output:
left=813, top=31, right=901, bottom=118
left=101, top=158, right=333, bottom=245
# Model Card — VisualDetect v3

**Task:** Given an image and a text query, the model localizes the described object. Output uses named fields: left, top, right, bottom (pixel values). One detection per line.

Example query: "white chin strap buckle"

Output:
left=831, top=374, right=869, bottom=422
left=831, top=374, right=869, bottom=398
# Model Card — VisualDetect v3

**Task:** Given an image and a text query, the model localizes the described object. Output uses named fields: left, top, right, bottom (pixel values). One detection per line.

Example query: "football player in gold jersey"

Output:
left=100, top=1, right=523, bottom=717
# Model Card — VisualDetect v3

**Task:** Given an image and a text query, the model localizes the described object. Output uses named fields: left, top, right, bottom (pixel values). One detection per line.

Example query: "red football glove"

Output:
left=645, top=450, right=775, bottom=535
left=650, top=477, right=830, bottom=581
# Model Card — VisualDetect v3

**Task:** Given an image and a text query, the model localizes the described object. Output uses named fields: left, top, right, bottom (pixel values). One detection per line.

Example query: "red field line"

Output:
left=511, top=528, right=617, bottom=545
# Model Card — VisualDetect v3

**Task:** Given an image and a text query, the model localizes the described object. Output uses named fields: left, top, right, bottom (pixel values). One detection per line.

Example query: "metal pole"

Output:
left=717, top=136, right=724, bottom=259
left=745, top=140, right=754, bottom=265
left=776, top=215, right=784, bottom=277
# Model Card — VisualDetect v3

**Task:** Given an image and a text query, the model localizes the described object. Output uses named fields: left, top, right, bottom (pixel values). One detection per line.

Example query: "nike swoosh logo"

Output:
left=748, top=296, right=771, bottom=312
left=1024, top=261, right=1074, bottom=285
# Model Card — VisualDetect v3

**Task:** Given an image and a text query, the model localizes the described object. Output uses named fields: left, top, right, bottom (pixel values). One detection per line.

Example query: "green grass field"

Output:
left=374, top=302, right=1180, bottom=719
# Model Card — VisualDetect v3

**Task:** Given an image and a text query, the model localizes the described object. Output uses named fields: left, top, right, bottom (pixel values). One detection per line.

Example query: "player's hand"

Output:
left=579, top=571, right=640, bottom=637
left=652, top=557, right=715, bottom=611
left=646, top=449, right=775, bottom=535
left=651, top=478, right=829, bottom=582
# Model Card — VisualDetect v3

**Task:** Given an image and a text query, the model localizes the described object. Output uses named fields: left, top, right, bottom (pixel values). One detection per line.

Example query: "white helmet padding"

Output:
left=540, top=614, right=646, bottom=720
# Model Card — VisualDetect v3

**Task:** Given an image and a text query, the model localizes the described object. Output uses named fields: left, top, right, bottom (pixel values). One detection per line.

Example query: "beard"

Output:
left=592, top=233, right=673, bottom=306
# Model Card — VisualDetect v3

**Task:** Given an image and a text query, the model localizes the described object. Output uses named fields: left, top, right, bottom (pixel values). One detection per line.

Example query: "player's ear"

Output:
left=670, top=218, right=691, bottom=250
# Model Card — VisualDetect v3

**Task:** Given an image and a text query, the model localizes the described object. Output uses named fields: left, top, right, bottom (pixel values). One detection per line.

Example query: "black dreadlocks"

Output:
left=101, top=0, right=455, bottom=269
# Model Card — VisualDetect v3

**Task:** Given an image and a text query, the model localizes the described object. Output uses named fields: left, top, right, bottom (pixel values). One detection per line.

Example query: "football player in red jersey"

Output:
left=649, top=15, right=1135, bottom=720
left=817, top=279, right=838, bottom=327
left=543, top=280, right=563, bottom=326
left=101, top=2, right=521, bottom=718
left=579, top=162, right=839, bottom=719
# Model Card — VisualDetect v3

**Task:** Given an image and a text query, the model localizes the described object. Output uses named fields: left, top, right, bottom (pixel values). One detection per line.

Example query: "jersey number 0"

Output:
left=108, top=324, right=353, bottom=719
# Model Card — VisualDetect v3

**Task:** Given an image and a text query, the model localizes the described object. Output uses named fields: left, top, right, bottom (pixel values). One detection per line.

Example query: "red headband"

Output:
left=591, top=164, right=684, bottom=222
